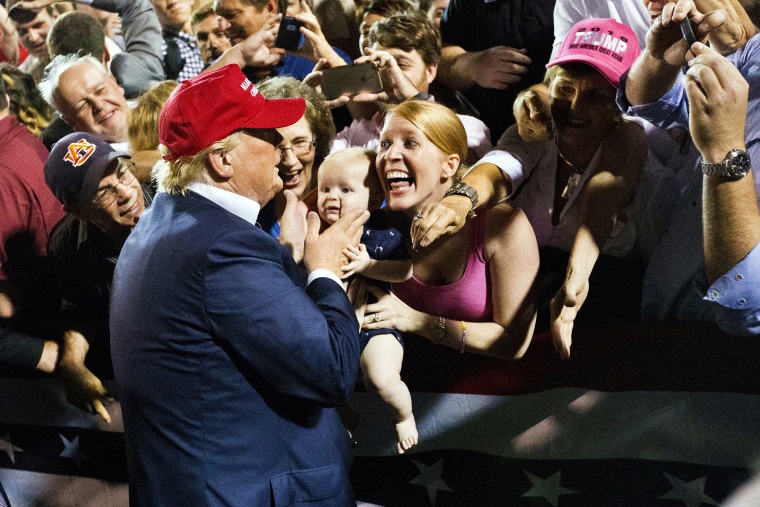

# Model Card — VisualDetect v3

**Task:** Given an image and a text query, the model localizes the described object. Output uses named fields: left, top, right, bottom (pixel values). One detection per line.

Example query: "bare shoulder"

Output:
left=482, top=201, right=538, bottom=260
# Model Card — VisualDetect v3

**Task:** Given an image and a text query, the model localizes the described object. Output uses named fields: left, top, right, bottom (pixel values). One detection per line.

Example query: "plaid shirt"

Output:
left=161, top=29, right=204, bottom=82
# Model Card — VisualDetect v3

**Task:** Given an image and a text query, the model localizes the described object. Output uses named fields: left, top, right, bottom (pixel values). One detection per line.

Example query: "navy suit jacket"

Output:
left=110, top=191, right=365, bottom=506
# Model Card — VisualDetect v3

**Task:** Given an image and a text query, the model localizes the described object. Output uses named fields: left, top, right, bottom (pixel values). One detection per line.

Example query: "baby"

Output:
left=317, top=147, right=417, bottom=454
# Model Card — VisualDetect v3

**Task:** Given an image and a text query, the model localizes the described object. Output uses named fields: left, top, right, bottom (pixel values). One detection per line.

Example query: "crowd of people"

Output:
left=0, top=0, right=758, bottom=504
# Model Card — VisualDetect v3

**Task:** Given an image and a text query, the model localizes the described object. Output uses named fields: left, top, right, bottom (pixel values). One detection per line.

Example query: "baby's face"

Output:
left=317, top=160, right=373, bottom=225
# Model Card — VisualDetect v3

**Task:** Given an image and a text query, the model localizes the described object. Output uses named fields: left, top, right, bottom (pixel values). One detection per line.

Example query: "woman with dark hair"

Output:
left=257, top=75, right=336, bottom=239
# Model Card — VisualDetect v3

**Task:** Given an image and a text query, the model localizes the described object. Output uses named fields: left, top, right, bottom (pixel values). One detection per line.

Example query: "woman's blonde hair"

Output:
left=128, top=80, right=180, bottom=152
left=386, top=100, right=467, bottom=167
left=0, top=64, right=54, bottom=136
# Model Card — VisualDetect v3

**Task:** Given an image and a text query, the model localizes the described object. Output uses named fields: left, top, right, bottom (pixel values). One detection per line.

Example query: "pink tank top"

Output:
left=392, top=213, right=492, bottom=322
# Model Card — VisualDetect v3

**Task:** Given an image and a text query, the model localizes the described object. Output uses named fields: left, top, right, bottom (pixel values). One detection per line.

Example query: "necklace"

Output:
left=555, top=136, right=587, bottom=199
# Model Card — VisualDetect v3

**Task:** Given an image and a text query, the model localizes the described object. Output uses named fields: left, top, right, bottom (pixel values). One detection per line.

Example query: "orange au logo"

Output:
left=63, top=138, right=97, bottom=167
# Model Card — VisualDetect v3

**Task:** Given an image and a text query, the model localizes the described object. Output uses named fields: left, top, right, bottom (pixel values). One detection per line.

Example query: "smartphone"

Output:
left=321, top=63, right=383, bottom=100
left=275, top=16, right=305, bottom=51
left=680, top=18, right=697, bottom=46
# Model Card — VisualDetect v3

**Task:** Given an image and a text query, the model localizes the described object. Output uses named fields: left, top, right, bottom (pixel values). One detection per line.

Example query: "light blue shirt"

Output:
left=617, top=33, right=760, bottom=335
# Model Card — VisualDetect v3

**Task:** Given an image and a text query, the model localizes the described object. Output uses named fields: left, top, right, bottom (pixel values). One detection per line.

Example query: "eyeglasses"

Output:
left=275, top=137, right=315, bottom=159
left=92, top=159, right=136, bottom=208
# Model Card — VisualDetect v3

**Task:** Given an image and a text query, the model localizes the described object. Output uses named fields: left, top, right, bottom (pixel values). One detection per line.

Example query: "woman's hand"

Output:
left=361, top=284, right=426, bottom=334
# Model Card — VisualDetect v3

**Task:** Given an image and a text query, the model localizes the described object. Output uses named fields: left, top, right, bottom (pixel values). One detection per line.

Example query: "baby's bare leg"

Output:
left=361, top=334, right=418, bottom=454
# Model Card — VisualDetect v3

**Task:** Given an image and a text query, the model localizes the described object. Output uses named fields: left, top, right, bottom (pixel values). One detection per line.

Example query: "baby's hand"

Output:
left=341, top=244, right=370, bottom=279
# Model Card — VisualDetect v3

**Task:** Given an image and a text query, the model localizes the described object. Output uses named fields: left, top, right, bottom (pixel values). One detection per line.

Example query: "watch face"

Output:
left=728, top=150, right=751, bottom=178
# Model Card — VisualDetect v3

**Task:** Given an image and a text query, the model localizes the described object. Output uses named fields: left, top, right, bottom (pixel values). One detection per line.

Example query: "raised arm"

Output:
left=0, top=4, right=19, bottom=64
left=685, top=42, right=760, bottom=284
left=437, top=44, right=532, bottom=92
left=550, top=120, right=647, bottom=359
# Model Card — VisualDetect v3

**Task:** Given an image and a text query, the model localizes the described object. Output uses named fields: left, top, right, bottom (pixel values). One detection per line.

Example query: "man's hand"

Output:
left=353, top=47, right=420, bottom=103
left=238, top=17, right=284, bottom=68
left=683, top=41, right=748, bottom=163
left=549, top=270, right=589, bottom=361
left=13, top=0, right=57, bottom=10
left=410, top=198, right=470, bottom=250
left=471, top=46, right=531, bottom=90
left=58, top=331, right=112, bottom=423
left=290, top=1, right=346, bottom=67
left=303, top=208, right=369, bottom=277
left=513, top=84, right=552, bottom=143
left=303, top=58, right=351, bottom=109
left=278, top=190, right=308, bottom=263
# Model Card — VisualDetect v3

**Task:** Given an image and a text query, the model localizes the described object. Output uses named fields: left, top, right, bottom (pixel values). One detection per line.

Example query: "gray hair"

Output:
left=38, top=53, right=105, bottom=107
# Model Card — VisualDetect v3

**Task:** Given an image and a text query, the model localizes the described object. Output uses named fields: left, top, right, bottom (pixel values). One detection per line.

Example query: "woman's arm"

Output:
left=362, top=203, right=539, bottom=360
left=550, top=120, right=647, bottom=359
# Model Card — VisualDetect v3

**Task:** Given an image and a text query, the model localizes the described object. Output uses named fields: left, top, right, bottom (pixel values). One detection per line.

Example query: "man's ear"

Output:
left=267, top=0, right=279, bottom=14
left=102, top=44, right=111, bottom=68
left=207, top=149, right=234, bottom=181
left=426, top=63, right=438, bottom=85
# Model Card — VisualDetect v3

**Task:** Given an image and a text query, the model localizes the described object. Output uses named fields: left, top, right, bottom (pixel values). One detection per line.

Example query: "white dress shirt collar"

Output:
left=187, top=182, right=261, bottom=227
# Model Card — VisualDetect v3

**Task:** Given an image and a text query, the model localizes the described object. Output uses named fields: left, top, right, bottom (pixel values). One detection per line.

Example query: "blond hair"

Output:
left=385, top=100, right=467, bottom=167
left=153, top=134, right=242, bottom=194
left=128, top=81, right=179, bottom=152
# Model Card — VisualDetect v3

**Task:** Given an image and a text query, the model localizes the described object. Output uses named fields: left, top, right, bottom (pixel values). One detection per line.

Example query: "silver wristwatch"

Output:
left=443, top=182, right=479, bottom=218
left=701, top=149, right=751, bottom=180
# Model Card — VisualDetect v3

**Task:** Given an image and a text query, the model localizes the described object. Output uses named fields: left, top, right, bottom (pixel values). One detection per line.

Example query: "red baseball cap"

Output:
left=159, top=65, right=306, bottom=161
left=547, top=18, right=641, bottom=89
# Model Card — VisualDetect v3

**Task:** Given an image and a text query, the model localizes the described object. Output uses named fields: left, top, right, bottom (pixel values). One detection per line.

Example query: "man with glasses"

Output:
left=42, top=132, right=154, bottom=422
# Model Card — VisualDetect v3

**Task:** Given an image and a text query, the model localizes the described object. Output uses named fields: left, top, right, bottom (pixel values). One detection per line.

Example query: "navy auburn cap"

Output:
left=45, top=132, right=127, bottom=205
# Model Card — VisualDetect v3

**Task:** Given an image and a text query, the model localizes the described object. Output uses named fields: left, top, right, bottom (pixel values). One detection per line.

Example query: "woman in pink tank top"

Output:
left=360, top=100, right=539, bottom=361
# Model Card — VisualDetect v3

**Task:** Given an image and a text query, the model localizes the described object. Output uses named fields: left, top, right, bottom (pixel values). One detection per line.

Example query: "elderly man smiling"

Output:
left=110, top=64, right=370, bottom=506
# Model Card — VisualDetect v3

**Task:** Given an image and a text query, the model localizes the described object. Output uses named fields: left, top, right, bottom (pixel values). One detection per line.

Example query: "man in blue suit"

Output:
left=110, top=64, right=370, bottom=506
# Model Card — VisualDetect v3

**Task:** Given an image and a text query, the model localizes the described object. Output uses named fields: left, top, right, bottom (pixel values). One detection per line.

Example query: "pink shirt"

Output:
left=392, top=213, right=491, bottom=322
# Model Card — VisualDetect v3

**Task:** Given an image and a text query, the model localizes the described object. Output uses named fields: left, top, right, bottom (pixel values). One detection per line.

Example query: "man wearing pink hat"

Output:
left=110, top=64, right=370, bottom=506
left=411, top=19, right=677, bottom=358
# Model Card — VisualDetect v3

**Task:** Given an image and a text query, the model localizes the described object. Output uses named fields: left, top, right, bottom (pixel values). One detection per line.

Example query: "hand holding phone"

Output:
left=320, top=63, right=383, bottom=100
left=275, top=16, right=305, bottom=51
left=680, top=18, right=697, bottom=46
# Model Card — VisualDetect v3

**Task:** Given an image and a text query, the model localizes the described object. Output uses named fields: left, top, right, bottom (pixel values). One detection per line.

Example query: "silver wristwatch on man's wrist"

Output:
left=444, top=182, right=479, bottom=218
left=701, top=149, right=751, bottom=180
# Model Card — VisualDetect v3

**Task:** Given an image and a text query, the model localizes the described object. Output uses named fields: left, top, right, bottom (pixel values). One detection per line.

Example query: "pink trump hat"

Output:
left=547, top=18, right=641, bottom=89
